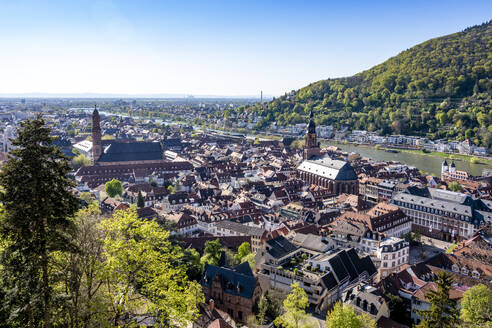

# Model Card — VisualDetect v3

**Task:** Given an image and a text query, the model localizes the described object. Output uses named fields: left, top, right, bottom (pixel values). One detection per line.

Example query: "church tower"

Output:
left=303, top=110, right=321, bottom=159
left=92, top=105, right=102, bottom=165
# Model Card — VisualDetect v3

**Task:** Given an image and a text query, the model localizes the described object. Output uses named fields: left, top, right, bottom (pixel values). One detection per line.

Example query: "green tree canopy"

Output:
left=448, top=181, right=464, bottom=192
left=235, top=241, right=251, bottom=263
left=241, top=252, right=257, bottom=270
left=0, top=117, right=80, bottom=327
left=460, top=283, right=492, bottom=327
left=55, top=201, right=107, bottom=327
left=200, top=239, right=223, bottom=268
left=326, top=302, right=376, bottom=328
left=274, top=282, right=313, bottom=328
left=105, top=179, right=123, bottom=198
left=100, top=207, right=203, bottom=326
left=72, top=153, right=91, bottom=169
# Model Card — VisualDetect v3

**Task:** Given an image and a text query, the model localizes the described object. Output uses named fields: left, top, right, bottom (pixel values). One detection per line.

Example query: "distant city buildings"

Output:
left=392, top=187, right=492, bottom=241
left=0, top=98, right=490, bottom=328
left=2, top=124, right=17, bottom=152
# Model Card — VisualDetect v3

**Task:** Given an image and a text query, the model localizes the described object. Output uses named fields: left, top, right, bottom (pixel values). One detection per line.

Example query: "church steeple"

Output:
left=92, top=105, right=102, bottom=164
left=303, top=110, right=320, bottom=160
left=307, top=110, right=316, bottom=134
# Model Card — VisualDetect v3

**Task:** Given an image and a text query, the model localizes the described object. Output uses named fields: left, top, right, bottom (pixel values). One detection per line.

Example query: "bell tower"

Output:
left=304, top=110, right=321, bottom=159
left=92, top=105, right=102, bottom=164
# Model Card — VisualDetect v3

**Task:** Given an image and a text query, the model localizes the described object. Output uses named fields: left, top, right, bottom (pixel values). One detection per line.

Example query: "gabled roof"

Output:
left=202, top=263, right=257, bottom=299
left=412, top=281, right=463, bottom=302
left=98, top=141, right=163, bottom=163
left=328, top=255, right=349, bottom=282
left=265, top=236, right=298, bottom=259
left=337, top=250, right=359, bottom=281
left=207, top=318, right=233, bottom=328
left=360, top=255, right=377, bottom=277
left=297, top=158, right=357, bottom=181
left=291, top=233, right=331, bottom=253
left=320, top=271, right=338, bottom=290
left=346, top=248, right=362, bottom=272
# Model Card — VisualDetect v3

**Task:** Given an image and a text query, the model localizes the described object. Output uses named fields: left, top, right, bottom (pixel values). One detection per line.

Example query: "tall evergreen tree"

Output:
left=137, top=190, right=145, bottom=208
left=0, top=117, right=80, bottom=327
left=416, top=271, right=460, bottom=328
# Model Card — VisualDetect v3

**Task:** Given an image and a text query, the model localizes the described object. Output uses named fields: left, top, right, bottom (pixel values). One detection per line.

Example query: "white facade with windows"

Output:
left=376, top=237, right=409, bottom=278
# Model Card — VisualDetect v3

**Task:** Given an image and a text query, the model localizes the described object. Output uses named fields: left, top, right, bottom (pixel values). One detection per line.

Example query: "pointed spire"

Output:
left=307, top=110, right=316, bottom=134
left=93, top=104, right=98, bottom=114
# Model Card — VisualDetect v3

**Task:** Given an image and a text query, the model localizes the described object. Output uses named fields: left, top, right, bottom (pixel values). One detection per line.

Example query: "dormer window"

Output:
left=452, top=264, right=459, bottom=272
left=370, top=304, right=377, bottom=315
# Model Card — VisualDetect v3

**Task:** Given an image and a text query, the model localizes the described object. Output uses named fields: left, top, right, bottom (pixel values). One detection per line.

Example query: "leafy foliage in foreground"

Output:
left=460, top=283, right=492, bottom=327
left=100, top=207, right=203, bottom=326
left=242, top=21, right=492, bottom=149
left=0, top=119, right=203, bottom=328
left=274, top=282, right=314, bottom=328
left=325, top=302, right=376, bottom=328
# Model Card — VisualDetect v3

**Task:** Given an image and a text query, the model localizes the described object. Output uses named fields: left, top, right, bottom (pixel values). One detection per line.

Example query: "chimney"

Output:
left=209, top=299, right=215, bottom=311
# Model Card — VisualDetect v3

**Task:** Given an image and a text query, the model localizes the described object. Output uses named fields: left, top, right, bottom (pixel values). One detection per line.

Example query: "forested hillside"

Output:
left=243, top=21, right=492, bottom=149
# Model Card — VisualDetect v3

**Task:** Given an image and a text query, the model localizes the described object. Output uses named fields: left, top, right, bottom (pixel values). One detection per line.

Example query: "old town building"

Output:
left=298, top=158, right=359, bottom=195
left=201, top=262, right=262, bottom=324
left=377, top=237, right=409, bottom=278
left=91, top=108, right=167, bottom=166
left=392, top=187, right=491, bottom=241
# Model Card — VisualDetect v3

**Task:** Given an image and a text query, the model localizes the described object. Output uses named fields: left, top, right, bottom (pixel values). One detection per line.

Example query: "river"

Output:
left=321, top=141, right=491, bottom=177
left=74, top=108, right=491, bottom=176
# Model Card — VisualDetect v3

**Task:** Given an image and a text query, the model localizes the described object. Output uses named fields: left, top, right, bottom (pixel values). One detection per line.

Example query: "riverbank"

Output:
left=90, top=108, right=492, bottom=170
left=381, top=147, right=492, bottom=166
left=320, top=140, right=492, bottom=166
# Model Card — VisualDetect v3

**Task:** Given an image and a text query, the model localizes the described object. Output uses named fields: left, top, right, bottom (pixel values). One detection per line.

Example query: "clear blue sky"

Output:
left=0, top=0, right=490, bottom=97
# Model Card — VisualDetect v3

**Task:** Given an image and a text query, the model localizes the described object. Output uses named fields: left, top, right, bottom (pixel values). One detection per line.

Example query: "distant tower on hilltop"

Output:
left=303, top=110, right=321, bottom=159
left=92, top=105, right=102, bottom=165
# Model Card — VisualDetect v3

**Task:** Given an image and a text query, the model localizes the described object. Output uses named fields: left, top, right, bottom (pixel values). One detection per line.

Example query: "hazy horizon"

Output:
left=1, top=0, right=491, bottom=97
